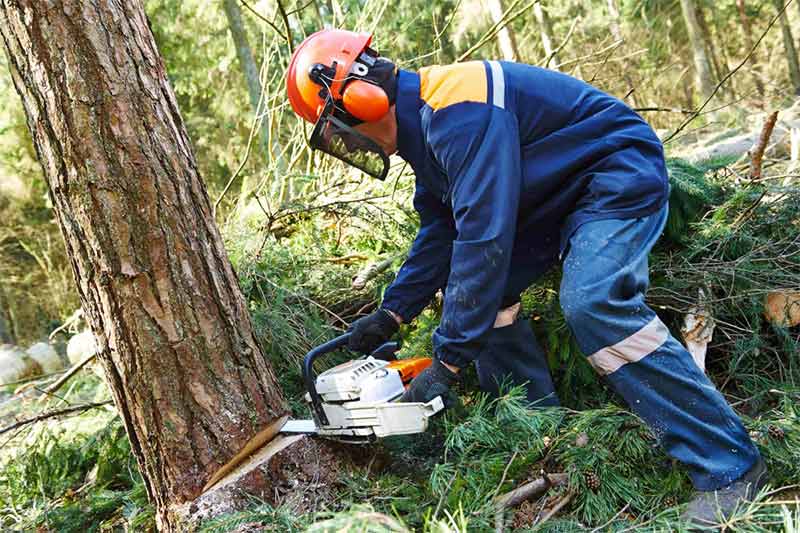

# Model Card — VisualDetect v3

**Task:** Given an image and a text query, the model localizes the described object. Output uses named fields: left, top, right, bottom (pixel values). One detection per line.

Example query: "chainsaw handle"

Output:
left=304, top=333, right=350, bottom=426
left=303, top=334, right=401, bottom=426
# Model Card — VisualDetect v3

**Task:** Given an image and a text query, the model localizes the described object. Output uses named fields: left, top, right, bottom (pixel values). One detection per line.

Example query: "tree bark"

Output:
left=679, top=0, right=716, bottom=100
left=0, top=1, right=326, bottom=530
left=222, top=0, right=271, bottom=159
left=486, top=0, right=520, bottom=61
left=533, top=3, right=559, bottom=70
left=773, top=0, right=800, bottom=94
left=736, top=0, right=765, bottom=97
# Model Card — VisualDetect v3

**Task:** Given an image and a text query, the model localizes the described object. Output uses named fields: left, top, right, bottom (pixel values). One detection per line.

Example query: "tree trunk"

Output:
left=736, top=0, right=765, bottom=97
left=222, top=0, right=275, bottom=168
left=0, top=1, right=334, bottom=530
left=694, top=4, right=725, bottom=88
left=533, top=3, right=559, bottom=69
left=679, top=0, right=716, bottom=100
left=486, top=0, right=520, bottom=61
left=0, top=282, right=15, bottom=344
left=606, top=0, right=622, bottom=42
left=773, top=0, right=800, bottom=94
left=222, top=0, right=275, bottom=204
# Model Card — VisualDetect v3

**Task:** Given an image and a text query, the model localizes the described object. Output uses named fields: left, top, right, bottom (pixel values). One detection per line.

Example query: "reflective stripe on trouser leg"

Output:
left=561, top=206, right=760, bottom=490
left=474, top=304, right=559, bottom=406
left=586, top=316, right=669, bottom=375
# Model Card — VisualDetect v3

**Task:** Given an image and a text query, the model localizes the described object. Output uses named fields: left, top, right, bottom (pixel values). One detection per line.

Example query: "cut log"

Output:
left=66, top=330, right=98, bottom=366
left=764, top=291, right=800, bottom=327
left=0, top=344, right=42, bottom=386
left=26, top=342, right=63, bottom=374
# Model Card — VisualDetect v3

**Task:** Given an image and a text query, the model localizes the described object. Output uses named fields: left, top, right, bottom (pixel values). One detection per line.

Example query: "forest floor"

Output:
left=2, top=136, right=800, bottom=531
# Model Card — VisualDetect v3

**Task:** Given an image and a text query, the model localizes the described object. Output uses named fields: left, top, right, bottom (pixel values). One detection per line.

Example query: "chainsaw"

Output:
left=279, top=332, right=444, bottom=442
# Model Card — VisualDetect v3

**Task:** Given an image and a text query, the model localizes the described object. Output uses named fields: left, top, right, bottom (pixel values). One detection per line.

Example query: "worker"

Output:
left=285, top=29, right=766, bottom=526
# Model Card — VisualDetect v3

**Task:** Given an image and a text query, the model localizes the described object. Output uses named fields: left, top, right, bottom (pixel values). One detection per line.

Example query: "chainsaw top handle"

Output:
left=303, top=332, right=399, bottom=426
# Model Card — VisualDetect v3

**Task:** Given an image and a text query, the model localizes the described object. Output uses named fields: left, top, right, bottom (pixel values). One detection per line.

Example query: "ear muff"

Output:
left=342, top=80, right=389, bottom=122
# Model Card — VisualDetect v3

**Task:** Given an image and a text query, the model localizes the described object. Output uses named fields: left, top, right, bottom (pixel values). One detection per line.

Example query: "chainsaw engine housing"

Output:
left=307, top=356, right=443, bottom=439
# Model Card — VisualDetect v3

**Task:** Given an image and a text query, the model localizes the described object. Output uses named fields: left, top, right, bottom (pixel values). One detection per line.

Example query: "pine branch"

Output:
left=0, top=401, right=113, bottom=436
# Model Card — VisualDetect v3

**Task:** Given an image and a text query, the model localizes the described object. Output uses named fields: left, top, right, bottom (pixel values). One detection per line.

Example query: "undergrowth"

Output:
left=1, top=157, right=799, bottom=531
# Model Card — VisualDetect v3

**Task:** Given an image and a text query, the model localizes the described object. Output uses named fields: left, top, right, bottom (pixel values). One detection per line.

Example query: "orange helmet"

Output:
left=286, top=29, right=390, bottom=124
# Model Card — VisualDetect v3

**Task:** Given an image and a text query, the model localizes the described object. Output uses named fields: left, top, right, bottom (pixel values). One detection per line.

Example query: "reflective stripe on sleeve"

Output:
left=487, top=60, right=505, bottom=109
left=587, top=316, right=669, bottom=376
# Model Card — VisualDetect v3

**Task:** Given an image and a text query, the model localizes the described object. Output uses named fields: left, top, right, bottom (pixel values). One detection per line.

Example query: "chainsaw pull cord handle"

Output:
left=303, top=333, right=400, bottom=426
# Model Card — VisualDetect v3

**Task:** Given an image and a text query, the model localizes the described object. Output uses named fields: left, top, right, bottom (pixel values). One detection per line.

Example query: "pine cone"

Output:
left=768, top=425, right=785, bottom=440
left=664, top=496, right=678, bottom=507
left=584, top=470, right=601, bottom=491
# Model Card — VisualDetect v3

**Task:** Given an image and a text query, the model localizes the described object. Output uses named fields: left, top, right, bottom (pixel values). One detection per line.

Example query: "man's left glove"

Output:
left=400, top=359, right=460, bottom=406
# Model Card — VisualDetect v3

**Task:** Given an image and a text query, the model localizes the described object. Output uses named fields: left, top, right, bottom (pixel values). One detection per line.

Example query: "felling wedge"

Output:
left=279, top=333, right=444, bottom=441
left=201, top=334, right=443, bottom=495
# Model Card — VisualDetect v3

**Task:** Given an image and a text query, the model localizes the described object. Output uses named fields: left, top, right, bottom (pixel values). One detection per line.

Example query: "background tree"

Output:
left=487, top=0, right=520, bottom=60
left=222, top=0, right=271, bottom=159
left=736, top=0, right=765, bottom=97
left=533, top=2, right=559, bottom=69
left=772, top=0, right=800, bottom=94
left=0, top=283, right=14, bottom=344
left=607, top=0, right=623, bottom=42
left=679, top=0, right=717, bottom=100
left=0, top=0, right=327, bottom=529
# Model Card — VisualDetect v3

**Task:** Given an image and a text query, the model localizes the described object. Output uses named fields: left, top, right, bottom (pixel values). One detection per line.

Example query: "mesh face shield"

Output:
left=309, top=100, right=391, bottom=181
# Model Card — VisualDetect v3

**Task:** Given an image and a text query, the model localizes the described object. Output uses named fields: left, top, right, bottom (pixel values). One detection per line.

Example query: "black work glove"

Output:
left=348, top=309, right=399, bottom=354
left=399, top=359, right=460, bottom=406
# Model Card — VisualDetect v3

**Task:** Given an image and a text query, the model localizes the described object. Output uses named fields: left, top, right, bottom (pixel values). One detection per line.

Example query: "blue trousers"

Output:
left=477, top=205, right=760, bottom=490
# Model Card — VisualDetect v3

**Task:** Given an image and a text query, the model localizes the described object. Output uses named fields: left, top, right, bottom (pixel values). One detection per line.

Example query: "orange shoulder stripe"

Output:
left=419, top=61, right=487, bottom=111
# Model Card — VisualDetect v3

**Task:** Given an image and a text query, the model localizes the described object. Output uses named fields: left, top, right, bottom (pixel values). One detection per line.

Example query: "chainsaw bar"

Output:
left=280, top=419, right=318, bottom=434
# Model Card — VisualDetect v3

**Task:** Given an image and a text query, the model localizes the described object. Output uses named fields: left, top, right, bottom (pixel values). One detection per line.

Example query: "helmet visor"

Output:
left=310, top=104, right=390, bottom=180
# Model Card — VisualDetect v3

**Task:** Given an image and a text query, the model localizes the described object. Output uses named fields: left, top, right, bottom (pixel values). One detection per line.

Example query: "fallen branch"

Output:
left=352, top=255, right=397, bottom=290
left=749, top=111, right=779, bottom=179
left=39, top=352, right=96, bottom=400
left=494, top=472, right=568, bottom=509
left=635, top=106, right=695, bottom=114
left=323, top=254, right=368, bottom=265
left=0, top=370, right=65, bottom=389
left=535, top=491, right=574, bottom=528
left=0, top=400, right=113, bottom=436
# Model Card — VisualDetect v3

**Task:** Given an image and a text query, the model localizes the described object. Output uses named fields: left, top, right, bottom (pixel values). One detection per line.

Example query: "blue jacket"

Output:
left=381, top=61, right=668, bottom=367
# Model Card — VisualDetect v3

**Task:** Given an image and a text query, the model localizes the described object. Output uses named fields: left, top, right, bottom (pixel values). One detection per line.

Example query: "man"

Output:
left=285, top=29, right=766, bottom=526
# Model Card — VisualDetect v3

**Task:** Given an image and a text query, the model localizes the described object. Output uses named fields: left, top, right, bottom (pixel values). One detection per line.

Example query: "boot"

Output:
left=682, top=457, right=768, bottom=528
left=475, top=318, right=559, bottom=406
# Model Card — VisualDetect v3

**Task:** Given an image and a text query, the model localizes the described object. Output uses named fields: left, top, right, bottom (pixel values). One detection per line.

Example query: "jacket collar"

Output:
left=395, top=69, right=426, bottom=167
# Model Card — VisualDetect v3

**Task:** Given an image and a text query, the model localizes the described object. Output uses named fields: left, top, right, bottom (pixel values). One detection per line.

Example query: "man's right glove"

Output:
left=348, top=309, right=400, bottom=354
left=399, top=358, right=460, bottom=406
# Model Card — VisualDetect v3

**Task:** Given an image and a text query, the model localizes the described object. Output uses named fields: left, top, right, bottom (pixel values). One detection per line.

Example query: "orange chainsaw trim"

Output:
left=387, top=357, right=432, bottom=384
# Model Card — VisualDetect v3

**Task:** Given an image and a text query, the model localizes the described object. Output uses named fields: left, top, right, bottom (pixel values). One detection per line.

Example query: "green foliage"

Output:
left=663, top=157, right=726, bottom=244
left=198, top=500, right=307, bottom=532
left=0, top=415, right=154, bottom=532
